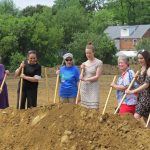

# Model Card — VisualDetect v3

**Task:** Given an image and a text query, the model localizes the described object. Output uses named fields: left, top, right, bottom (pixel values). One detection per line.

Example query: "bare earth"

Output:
left=0, top=73, right=150, bottom=150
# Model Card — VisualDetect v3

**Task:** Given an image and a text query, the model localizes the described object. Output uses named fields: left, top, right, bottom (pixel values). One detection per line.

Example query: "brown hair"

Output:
left=27, top=50, right=37, bottom=57
left=138, top=50, right=150, bottom=79
left=86, top=41, right=95, bottom=52
left=138, top=50, right=150, bottom=69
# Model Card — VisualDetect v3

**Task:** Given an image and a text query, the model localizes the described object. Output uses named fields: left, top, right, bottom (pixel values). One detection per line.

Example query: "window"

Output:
left=133, top=39, right=137, bottom=46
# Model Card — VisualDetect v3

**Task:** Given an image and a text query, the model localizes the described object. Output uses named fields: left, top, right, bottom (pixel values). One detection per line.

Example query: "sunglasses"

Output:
left=65, top=59, right=72, bottom=62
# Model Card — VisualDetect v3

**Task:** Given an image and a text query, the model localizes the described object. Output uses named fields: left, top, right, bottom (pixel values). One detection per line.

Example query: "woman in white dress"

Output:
left=80, top=42, right=103, bottom=109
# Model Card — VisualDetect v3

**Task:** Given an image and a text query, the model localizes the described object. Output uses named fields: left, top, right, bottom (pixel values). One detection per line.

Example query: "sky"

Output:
left=13, top=0, right=54, bottom=10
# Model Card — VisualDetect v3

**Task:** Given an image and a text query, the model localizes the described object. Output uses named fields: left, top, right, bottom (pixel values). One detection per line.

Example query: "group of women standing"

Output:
left=0, top=42, right=150, bottom=127
left=57, top=46, right=150, bottom=127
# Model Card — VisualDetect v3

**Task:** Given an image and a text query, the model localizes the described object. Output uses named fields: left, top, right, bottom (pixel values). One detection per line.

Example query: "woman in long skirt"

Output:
left=0, top=64, right=9, bottom=109
left=80, top=42, right=103, bottom=109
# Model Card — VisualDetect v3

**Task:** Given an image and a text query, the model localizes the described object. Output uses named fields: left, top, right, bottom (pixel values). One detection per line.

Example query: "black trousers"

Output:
left=17, top=87, right=38, bottom=109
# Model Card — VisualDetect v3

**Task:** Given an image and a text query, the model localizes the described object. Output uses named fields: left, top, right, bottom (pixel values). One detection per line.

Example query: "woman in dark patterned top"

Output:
left=126, top=50, right=150, bottom=127
left=15, top=50, right=41, bottom=109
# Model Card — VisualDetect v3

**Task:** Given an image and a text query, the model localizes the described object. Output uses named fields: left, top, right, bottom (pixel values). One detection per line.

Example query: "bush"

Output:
left=136, top=38, right=150, bottom=52
left=9, top=52, right=25, bottom=71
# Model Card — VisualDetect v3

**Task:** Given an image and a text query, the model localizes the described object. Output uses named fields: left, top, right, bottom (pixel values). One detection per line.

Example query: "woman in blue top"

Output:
left=58, top=53, right=80, bottom=103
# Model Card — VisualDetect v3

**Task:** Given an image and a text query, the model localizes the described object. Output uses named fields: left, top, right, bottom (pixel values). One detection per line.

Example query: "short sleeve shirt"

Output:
left=59, top=65, right=80, bottom=97
left=116, top=69, right=138, bottom=105
left=22, top=61, right=41, bottom=89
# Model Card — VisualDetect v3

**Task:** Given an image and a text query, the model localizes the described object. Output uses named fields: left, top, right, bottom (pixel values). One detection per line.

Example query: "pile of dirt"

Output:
left=0, top=104, right=150, bottom=150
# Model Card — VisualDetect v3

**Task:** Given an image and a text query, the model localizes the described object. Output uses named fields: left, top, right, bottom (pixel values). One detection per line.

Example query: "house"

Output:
left=104, top=24, right=150, bottom=51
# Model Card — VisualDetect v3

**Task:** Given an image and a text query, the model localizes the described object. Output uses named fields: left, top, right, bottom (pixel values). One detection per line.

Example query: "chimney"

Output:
left=120, top=27, right=129, bottom=37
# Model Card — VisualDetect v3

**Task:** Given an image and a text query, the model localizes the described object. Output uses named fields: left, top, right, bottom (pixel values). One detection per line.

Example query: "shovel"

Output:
left=76, top=68, right=84, bottom=104
left=18, top=67, right=24, bottom=109
left=114, top=71, right=139, bottom=114
left=146, top=113, right=150, bottom=128
left=99, top=75, right=116, bottom=122
left=0, top=73, right=7, bottom=93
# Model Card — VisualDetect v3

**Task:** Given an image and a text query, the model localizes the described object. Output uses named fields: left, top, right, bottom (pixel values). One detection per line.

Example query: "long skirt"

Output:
left=80, top=81, right=100, bottom=109
left=0, top=83, right=9, bottom=109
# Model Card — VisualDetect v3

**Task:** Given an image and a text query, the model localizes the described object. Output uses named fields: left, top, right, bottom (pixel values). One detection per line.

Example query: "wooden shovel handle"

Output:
left=0, top=74, right=7, bottom=92
left=114, top=71, right=139, bottom=114
left=18, top=67, right=24, bottom=109
left=76, top=69, right=84, bottom=104
left=53, top=73, right=59, bottom=103
left=146, top=113, right=150, bottom=128
left=102, top=75, right=117, bottom=115
left=45, top=67, right=50, bottom=103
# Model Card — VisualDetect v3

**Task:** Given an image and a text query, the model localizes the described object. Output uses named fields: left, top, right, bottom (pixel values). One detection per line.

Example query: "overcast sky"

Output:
left=13, top=0, right=54, bottom=9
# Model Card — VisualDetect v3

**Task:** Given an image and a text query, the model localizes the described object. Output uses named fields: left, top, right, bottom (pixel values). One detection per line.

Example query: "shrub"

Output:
left=9, top=52, right=25, bottom=71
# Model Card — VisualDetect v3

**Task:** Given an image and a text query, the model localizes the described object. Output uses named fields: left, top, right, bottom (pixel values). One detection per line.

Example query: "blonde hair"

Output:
left=86, top=42, right=95, bottom=52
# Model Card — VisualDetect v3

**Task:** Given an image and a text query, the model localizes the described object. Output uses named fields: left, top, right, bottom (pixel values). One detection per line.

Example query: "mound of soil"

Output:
left=0, top=104, right=150, bottom=150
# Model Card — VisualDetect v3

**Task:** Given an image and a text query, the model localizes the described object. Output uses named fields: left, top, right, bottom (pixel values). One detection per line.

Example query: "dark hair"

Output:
left=138, top=50, right=150, bottom=78
left=86, top=41, right=95, bottom=52
left=27, top=50, right=37, bottom=57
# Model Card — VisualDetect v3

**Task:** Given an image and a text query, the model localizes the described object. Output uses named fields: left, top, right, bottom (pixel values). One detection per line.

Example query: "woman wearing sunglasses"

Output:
left=58, top=53, right=80, bottom=103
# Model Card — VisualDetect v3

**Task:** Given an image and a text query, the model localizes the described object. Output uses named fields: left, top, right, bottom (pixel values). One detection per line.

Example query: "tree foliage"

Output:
left=0, top=0, right=18, bottom=15
left=21, top=5, right=46, bottom=17
left=68, top=32, right=117, bottom=64
left=106, top=0, right=150, bottom=25
left=136, top=38, right=150, bottom=52
left=54, top=0, right=88, bottom=45
left=89, top=9, right=116, bottom=33
left=9, top=52, right=25, bottom=71
left=0, top=0, right=149, bottom=70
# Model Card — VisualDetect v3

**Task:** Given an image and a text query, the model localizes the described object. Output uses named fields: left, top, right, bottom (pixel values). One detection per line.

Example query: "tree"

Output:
left=136, top=38, right=150, bottom=52
left=106, top=0, right=150, bottom=25
left=135, top=0, right=150, bottom=24
left=79, top=0, right=107, bottom=11
left=54, top=0, right=89, bottom=47
left=68, top=31, right=117, bottom=64
left=53, top=0, right=81, bottom=10
left=9, top=52, right=25, bottom=71
left=31, top=20, right=64, bottom=66
left=89, top=9, right=116, bottom=33
left=0, top=0, right=18, bottom=15
left=14, top=16, right=35, bottom=54
left=21, top=5, right=47, bottom=17
left=0, top=35, right=18, bottom=65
